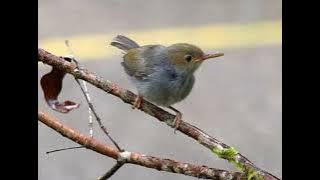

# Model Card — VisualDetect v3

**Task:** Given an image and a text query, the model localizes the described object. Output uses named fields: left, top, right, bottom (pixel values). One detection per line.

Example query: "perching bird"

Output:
left=111, top=35, right=223, bottom=132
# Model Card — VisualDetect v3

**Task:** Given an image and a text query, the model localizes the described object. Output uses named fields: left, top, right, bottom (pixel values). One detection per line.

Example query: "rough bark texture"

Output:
left=38, top=111, right=246, bottom=180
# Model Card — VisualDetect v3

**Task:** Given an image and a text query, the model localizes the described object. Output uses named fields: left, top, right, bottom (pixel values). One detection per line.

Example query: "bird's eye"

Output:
left=184, top=55, right=192, bottom=62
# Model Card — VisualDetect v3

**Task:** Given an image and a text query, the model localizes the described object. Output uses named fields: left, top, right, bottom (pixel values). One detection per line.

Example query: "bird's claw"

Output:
left=173, top=112, right=182, bottom=134
left=132, top=96, right=143, bottom=109
left=168, top=106, right=183, bottom=134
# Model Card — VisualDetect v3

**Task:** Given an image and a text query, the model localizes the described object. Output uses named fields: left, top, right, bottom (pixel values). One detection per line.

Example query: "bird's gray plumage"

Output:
left=111, top=35, right=196, bottom=107
left=110, top=35, right=140, bottom=52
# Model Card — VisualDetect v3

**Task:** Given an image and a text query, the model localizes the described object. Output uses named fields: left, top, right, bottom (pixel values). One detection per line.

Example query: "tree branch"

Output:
left=38, top=111, right=246, bottom=180
left=38, top=48, right=280, bottom=180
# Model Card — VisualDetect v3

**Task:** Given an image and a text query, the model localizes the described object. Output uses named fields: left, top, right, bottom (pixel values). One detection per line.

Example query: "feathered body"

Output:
left=111, top=35, right=203, bottom=107
left=125, top=45, right=195, bottom=107
left=111, top=35, right=223, bottom=131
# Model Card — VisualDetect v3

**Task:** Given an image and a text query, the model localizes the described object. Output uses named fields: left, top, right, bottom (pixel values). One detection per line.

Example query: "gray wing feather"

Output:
left=110, top=35, right=140, bottom=52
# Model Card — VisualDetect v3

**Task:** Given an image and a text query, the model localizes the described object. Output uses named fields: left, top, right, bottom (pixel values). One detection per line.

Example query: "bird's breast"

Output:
left=169, top=74, right=195, bottom=103
left=135, top=71, right=195, bottom=107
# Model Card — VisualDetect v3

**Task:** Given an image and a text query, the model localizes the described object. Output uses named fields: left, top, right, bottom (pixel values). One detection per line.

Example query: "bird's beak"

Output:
left=197, top=52, right=224, bottom=62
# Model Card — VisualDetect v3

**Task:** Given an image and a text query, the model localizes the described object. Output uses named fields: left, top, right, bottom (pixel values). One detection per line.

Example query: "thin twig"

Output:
left=62, top=42, right=123, bottom=152
left=99, top=161, right=126, bottom=180
left=38, top=111, right=246, bottom=180
left=63, top=42, right=125, bottom=178
left=46, top=146, right=84, bottom=154
left=65, top=40, right=94, bottom=137
left=38, top=48, right=280, bottom=180
left=74, top=76, right=123, bottom=151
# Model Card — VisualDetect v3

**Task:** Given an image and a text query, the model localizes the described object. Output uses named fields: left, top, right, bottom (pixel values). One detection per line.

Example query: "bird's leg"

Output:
left=132, top=95, right=143, bottom=109
left=168, top=106, right=182, bottom=133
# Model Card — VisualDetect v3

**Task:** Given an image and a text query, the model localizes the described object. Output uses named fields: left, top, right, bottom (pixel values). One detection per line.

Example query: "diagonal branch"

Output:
left=38, top=48, right=280, bottom=180
left=38, top=111, right=246, bottom=180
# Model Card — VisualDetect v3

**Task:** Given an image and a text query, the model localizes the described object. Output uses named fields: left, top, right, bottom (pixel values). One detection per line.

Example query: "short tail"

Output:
left=110, top=35, right=140, bottom=52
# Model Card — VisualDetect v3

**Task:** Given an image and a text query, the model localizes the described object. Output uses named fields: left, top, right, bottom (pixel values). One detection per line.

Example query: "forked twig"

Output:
left=63, top=41, right=123, bottom=152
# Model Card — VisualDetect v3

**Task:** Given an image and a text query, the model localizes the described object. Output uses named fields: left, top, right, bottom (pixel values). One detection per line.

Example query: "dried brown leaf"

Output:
left=40, top=57, right=80, bottom=113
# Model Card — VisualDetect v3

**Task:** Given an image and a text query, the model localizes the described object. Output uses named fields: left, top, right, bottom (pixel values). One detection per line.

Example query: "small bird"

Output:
left=111, top=35, right=223, bottom=132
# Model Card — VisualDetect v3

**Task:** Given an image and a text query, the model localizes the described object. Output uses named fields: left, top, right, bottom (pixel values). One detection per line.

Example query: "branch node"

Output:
left=118, top=151, right=131, bottom=162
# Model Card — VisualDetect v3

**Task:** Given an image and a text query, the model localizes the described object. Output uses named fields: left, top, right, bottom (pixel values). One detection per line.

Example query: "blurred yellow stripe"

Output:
left=39, top=20, right=281, bottom=61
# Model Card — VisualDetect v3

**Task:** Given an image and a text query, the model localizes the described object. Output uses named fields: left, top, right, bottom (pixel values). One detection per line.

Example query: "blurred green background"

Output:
left=38, top=0, right=282, bottom=179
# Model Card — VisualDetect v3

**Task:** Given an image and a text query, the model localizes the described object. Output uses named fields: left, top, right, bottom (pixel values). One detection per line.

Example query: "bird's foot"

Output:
left=169, top=106, right=182, bottom=134
left=173, top=112, right=182, bottom=134
left=132, top=96, right=143, bottom=109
